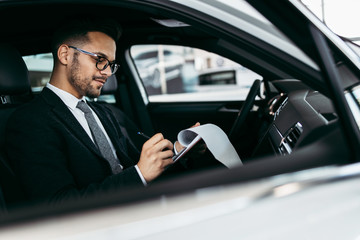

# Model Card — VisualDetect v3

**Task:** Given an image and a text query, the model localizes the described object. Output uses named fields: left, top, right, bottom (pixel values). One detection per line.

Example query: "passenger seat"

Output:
left=0, top=43, right=31, bottom=211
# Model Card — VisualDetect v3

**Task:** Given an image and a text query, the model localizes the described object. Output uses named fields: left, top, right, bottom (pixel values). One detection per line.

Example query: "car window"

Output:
left=23, top=53, right=53, bottom=93
left=130, top=44, right=263, bottom=102
left=23, top=53, right=115, bottom=103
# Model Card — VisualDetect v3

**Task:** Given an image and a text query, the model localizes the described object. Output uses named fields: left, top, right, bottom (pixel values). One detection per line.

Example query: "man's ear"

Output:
left=57, top=44, right=70, bottom=65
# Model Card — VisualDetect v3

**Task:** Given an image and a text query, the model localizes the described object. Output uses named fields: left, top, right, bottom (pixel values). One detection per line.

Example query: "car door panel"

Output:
left=147, top=101, right=242, bottom=141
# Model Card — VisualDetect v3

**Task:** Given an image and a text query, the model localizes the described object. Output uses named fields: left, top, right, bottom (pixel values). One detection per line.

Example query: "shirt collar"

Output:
left=46, top=83, right=86, bottom=110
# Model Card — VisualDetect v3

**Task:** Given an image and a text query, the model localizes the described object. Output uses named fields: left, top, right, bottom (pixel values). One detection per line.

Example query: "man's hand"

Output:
left=175, top=122, right=201, bottom=153
left=137, top=133, right=174, bottom=182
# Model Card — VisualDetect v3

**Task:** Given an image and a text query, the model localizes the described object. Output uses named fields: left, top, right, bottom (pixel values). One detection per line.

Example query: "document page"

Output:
left=175, top=124, right=242, bottom=168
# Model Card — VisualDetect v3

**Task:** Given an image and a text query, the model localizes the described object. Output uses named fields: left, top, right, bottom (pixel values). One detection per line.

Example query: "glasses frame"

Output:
left=68, top=46, right=119, bottom=75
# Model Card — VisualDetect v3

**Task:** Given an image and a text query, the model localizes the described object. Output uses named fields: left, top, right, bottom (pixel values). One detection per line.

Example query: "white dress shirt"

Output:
left=46, top=83, right=147, bottom=185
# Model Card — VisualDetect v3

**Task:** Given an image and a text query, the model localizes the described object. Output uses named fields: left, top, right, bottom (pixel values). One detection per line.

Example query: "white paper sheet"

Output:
left=177, top=124, right=242, bottom=168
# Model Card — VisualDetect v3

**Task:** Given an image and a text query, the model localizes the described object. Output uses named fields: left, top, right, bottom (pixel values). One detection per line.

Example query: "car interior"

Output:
left=0, top=2, right=356, bottom=223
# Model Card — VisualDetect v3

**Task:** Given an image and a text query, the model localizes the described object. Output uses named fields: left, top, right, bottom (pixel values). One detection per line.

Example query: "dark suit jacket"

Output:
left=5, top=87, right=144, bottom=204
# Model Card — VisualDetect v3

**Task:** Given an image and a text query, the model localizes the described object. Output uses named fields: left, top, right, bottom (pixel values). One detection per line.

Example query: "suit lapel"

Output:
left=40, top=88, right=103, bottom=158
left=89, top=103, right=135, bottom=168
left=41, top=88, right=135, bottom=169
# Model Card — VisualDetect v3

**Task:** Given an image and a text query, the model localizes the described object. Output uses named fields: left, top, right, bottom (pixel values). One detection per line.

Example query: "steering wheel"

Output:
left=228, top=79, right=261, bottom=142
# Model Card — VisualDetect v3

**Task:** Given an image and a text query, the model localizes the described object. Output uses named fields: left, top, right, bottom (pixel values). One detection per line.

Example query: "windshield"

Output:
left=301, top=0, right=360, bottom=45
left=345, top=40, right=360, bottom=59
left=171, top=0, right=319, bottom=70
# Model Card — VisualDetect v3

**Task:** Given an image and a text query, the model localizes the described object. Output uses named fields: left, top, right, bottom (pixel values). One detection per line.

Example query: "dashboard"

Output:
left=252, top=87, right=338, bottom=158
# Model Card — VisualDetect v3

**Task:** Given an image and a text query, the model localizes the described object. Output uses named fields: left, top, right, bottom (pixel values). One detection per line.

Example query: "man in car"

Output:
left=5, top=17, right=186, bottom=205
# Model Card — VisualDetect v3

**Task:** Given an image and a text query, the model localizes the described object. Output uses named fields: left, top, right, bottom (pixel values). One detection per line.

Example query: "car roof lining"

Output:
left=0, top=1, right=325, bottom=93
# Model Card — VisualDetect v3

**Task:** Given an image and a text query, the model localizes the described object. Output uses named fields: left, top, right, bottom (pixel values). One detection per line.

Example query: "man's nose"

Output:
left=100, top=66, right=112, bottom=77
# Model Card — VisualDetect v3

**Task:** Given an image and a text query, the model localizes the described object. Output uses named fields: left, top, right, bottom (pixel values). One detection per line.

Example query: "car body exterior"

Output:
left=0, top=0, right=360, bottom=239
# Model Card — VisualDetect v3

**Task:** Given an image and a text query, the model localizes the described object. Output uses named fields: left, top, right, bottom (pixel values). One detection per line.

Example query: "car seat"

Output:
left=98, top=74, right=146, bottom=151
left=0, top=43, right=31, bottom=211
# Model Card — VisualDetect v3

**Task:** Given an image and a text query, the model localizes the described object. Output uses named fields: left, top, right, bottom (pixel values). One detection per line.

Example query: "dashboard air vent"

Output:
left=279, top=122, right=303, bottom=154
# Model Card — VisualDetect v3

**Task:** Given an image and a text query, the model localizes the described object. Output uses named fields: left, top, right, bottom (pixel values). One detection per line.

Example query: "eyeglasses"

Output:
left=69, top=46, right=119, bottom=75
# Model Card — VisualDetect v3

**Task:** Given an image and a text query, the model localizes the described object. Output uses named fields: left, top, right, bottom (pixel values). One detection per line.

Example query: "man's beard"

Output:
left=69, top=55, right=104, bottom=98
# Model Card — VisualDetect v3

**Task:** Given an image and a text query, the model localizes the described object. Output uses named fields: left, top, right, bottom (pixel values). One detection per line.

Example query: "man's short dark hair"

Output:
left=51, top=17, right=122, bottom=57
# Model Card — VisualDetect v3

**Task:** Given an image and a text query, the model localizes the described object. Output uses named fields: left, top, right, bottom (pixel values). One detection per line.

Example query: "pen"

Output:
left=137, top=131, right=151, bottom=140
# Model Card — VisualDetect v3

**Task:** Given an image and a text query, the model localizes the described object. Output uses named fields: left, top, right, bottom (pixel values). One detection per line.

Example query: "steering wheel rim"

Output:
left=228, top=79, right=261, bottom=142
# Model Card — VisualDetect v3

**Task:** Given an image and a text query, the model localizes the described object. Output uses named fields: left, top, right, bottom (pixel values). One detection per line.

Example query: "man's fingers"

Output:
left=162, top=158, right=174, bottom=168
left=152, top=138, right=173, bottom=152
left=142, top=133, right=166, bottom=150
left=161, top=139, right=173, bottom=151
left=142, top=134, right=173, bottom=157
left=145, top=133, right=164, bottom=145
left=159, top=149, right=174, bottom=160
left=191, top=122, right=200, bottom=128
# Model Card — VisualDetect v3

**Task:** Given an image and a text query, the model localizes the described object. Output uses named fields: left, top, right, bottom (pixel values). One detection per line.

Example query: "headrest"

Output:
left=101, top=74, right=118, bottom=95
left=0, top=44, right=30, bottom=95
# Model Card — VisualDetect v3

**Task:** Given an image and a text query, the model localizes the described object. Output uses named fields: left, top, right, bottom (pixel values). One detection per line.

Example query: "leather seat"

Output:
left=0, top=43, right=31, bottom=211
left=99, top=75, right=145, bottom=151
